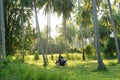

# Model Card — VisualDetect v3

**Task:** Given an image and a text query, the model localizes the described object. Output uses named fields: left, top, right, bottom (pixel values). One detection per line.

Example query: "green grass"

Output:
left=1, top=54, right=120, bottom=80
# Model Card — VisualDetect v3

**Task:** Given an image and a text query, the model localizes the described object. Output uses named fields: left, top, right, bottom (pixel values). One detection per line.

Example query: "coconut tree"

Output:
left=34, top=0, right=47, bottom=66
left=78, top=0, right=85, bottom=60
left=107, top=0, right=120, bottom=63
left=77, top=0, right=93, bottom=60
left=92, top=0, right=106, bottom=70
left=43, top=0, right=53, bottom=61
left=14, top=0, right=34, bottom=62
left=0, top=0, right=6, bottom=58
left=77, top=0, right=85, bottom=60
left=53, top=0, right=75, bottom=54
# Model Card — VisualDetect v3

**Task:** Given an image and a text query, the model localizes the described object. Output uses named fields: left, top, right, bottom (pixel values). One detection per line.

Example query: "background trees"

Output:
left=53, top=0, right=75, bottom=53
left=1, top=0, right=120, bottom=69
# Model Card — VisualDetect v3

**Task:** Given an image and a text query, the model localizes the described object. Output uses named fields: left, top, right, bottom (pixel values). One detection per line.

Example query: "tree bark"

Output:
left=92, top=0, right=106, bottom=70
left=63, top=13, right=67, bottom=54
left=21, top=5, right=24, bottom=62
left=78, top=0, right=85, bottom=61
left=107, top=0, right=120, bottom=63
left=34, top=0, right=47, bottom=66
left=0, top=0, right=6, bottom=58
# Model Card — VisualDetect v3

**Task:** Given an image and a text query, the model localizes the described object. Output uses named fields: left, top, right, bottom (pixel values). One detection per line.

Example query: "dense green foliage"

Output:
left=84, top=45, right=94, bottom=59
left=103, top=37, right=120, bottom=58
left=1, top=0, right=120, bottom=58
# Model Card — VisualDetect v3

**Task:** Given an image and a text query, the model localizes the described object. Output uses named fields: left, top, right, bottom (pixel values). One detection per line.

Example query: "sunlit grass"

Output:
left=1, top=53, right=120, bottom=80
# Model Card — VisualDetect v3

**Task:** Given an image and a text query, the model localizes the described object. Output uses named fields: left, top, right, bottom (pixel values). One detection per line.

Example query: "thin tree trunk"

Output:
left=0, top=0, right=6, bottom=58
left=63, top=13, right=67, bottom=56
left=34, top=0, right=47, bottom=66
left=0, top=26, right=1, bottom=57
left=80, top=23, right=85, bottom=60
left=49, top=21, right=53, bottom=60
left=21, top=5, right=24, bottom=62
left=107, top=0, right=120, bottom=63
left=78, top=0, right=85, bottom=61
left=46, top=14, right=49, bottom=62
left=92, top=0, right=106, bottom=70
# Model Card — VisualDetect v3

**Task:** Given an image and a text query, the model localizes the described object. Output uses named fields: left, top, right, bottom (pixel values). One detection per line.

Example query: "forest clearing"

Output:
left=1, top=0, right=120, bottom=80
left=1, top=53, right=120, bottom=80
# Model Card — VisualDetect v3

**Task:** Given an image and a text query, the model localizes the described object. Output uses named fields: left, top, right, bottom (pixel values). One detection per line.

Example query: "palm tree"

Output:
left=78, top=0, right=85, bottom=60
left=53, top=0, right=75, bottom=54
left=92, top=0, right=106, bottom=70
left=20, top=0, right=25, bottom=62
left=107, top=0, right=120, bottom=63
left=34, top=0, right=47, bottom=66
left=20, top=0, right=34, bottom=62
left=43, top=0, right=53, bottom=61
left=77, top=0, right=93, bottom=60
left=0, top=0, right=6, bottom=58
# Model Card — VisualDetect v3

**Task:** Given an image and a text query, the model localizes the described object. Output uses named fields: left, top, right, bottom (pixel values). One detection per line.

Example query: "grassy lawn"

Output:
left=0, top=54, right=120, bottom=80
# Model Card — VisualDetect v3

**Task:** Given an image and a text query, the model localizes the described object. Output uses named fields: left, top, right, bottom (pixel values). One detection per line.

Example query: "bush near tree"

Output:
left=84, top=45, right=93, bottom=59
left=103, top=37, right=120, bottom=58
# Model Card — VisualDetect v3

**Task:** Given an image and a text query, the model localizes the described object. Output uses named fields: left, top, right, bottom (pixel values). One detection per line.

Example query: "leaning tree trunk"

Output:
left=107, top=0, right=120, bottom=63
left=34, top=0, right=47, bottom=66
left=78, top=0, right=85, bottom=61
left=92, top=0, right=106, bottom=70
left=0, top=0, right=6, bottom=58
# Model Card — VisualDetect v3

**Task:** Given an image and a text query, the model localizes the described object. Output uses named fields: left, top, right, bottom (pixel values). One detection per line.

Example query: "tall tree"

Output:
left=92, top=0, right=106, bottom=70
left=53, top=0, right=75, bottom=54
left=107, top=0, right=120, bottom=63
left=20, top=0, right=25, bottom=62
left=0, top=0, right=6, bottom=58
left=34, top=0, right=47, bottom=66
left=78, top=0, right=85, bottom=60
left=43, top=0, right=52, bottom=61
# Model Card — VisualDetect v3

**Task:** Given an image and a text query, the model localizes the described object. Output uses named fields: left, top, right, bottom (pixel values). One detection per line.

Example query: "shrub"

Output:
left=2, top=55, right=12, bottom=65
left=108, top=62, right=117, bottom=66
left=68, top=48, right=81, bottom=53
left=103, top=37, right=120, bottom=58
left=34, top=51, right=39, bottom=61
left=14, top=53, right=23, bottom=62
left=64, top=53, right=81, bottom=60
left=84, top=45, right=93, bottom=59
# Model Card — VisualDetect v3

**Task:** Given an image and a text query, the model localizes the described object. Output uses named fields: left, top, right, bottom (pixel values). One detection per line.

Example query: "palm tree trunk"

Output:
left=80, top=23, right=85, bottom=60
left=63, top=13, right=67, bottom=54
left=107, top=0, right=120, bottom=63
left=34, top=0, right=47, bottom=66
left=92, top=0, right=106, bottom=70
left=46, top=15, right=49, bottom=62
left=0, top=0, right=6, bottom=58
left=48, top=17, right=53, bottom=60
left=21, top=5, right=24, bottom=62
left=0, top=27, right=1, bottom=57
left=78, top=0, right=85, bottom=61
